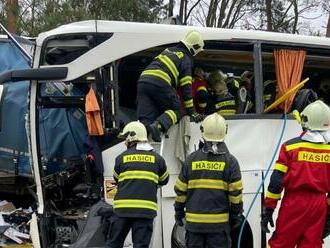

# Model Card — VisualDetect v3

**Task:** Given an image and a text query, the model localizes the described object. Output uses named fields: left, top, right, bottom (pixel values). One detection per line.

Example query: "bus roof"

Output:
left=37, top=20, right=330, bottom=47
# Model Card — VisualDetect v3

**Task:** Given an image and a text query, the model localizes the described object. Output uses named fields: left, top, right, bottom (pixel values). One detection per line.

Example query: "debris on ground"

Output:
left=0, top=200, right=32, bottom=246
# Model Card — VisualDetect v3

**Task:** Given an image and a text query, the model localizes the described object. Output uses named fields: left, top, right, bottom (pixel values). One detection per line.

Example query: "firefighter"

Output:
left=106, top=121, right=169, bottom=248
left=261, top=100, right=330, bottom=248
left=207, top=70, right=237, bottom=116
left=137, top=30, right=205, bottom=142
left=192, top=67, right=209, bottom=113
left=263, top=79, right=276, bottom=109
left=174, top=113, right=243, bottom=248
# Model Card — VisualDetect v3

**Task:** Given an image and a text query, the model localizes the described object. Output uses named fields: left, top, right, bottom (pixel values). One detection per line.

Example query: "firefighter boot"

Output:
left=148, top=122, right=162, bottom=142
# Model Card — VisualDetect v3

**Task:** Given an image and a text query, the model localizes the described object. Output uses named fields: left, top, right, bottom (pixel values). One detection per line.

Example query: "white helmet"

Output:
left=181, top=30, right=204, bottom=56
left=200, top=113, right=227, bottom=142
left=119, top=121, right=148, bottom=142
left=300, top=100, right=330, bottom=131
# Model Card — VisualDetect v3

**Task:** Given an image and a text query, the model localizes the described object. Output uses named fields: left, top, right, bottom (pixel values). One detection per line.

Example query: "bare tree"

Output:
left=7, top=0, right=18, bottom=33
left=265, top=0, right=273, bottom=31
left=325, top=12, right=330, bottom=37
left=189, top=0, right=253, bottom=28
left=168, top=0, right=174, bottom=17
left=179, top=0, right=202, bottom=24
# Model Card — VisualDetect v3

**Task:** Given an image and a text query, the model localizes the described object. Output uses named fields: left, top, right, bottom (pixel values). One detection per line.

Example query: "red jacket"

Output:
left=265, top=136, right=330, bottom=211
left=192, top=77, right=208, bottom=113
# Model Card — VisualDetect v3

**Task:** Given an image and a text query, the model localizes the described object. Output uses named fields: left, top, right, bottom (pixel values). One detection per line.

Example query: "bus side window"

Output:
left=194, top=41, right=256, bottom=115
left=262, top=44, right=330, bottom=113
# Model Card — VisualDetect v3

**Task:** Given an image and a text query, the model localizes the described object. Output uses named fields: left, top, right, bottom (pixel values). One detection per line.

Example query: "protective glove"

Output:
left=323, top=214, right=330, bottom=239
left=230, top=214, right=243, bottom=230
left=261, top=207, right=274, bottom=233
left=189, top=112, right=204, bottom=123
left=175, top=211, right=185, bottom=226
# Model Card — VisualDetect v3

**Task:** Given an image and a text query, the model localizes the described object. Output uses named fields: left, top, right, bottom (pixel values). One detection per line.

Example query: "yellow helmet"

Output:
left=119, top=121, right=148, bottom=142
left=181, top=30, right=204, bottom=56
left=300, top=100, right=330, bottom=131
left=200, top=113, right=227, bottom=142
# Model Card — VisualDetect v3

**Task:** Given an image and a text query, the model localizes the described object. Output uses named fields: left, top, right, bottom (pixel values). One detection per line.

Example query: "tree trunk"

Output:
left=7, top=0, right=18, bottom=33
left=265, top=0, right=273, bottom=31
left=179, top=0, right=185, bottom=23
left=169, top=0, right=174, bottom=17
left=217, top=0, right=228, bottom=28
left=326, top=12, right=330, bottom=37
left=292, top=0, right=298, bottom=34
left=206, top=0, right=215, bottom=27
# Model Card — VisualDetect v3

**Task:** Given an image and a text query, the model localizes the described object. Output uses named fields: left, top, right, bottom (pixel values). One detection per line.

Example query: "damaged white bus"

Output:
left=1, top=20, right=330, bottom=247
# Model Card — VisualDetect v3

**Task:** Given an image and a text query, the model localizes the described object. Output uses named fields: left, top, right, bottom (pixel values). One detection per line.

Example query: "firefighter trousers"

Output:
left=137, top=82, right=181, bottom=132
left=106, top=215, right=153, bottom=248
left=269, top=191, right=327, bottom=248
left=186, top=229, right=231, bottom=248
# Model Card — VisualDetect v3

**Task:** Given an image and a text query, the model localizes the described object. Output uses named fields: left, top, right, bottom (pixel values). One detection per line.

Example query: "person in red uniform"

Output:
left=261, top=100, right=330, bottom=248
left=192, top=67, right=208, bottom=113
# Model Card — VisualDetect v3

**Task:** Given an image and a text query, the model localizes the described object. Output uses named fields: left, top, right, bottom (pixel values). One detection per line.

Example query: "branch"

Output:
left=185, top=0, right=202, bottom=24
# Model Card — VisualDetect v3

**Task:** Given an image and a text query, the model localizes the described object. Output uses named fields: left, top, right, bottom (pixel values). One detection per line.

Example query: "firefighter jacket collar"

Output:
left=136, top=142, right=154, bottom=151
left=301, top=130, right=330, bottom=144
left=202, top=141, right=228, bottom=155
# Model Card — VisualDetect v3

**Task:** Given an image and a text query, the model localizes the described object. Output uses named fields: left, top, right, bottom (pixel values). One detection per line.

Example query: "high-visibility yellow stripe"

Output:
left=229, top=180, right=243, bottom=191
left=264, top=80, right=275, bottom=87
left=186, top=212, right=229, bottom=223
left=218, top=109, right=236, bottom=116
left=274, top=162, right=288, bottom=173
left=180, top=76, right=192, bottom=86
left=142, top=69, right=171, bottom=85
left=165, top=110, right=177, bottom=124
left=229, top=194, right=243, bottom=204
left=198, top=102, right=207, bottom=108
left=175, top=195, right=187, bottom=203
left=157, top=55, right=179, bottom=85
left=175, top=178, right=188, bottom=192
left=159, top=170, right=169, bottom=182
left=114, top=199, right=157, bottom=211
left=188, top=179, right=228, bottom=190
left=215, top=100, right=235, bottom=109
left=264, top=94, right=272, bottom=101
left=175, top=51, right=184, bottom=59
left=286, top=142, right=330, bottom=151
left=197, top=86, right=207, bottom=92
left=113, top=170, right=119, bottom=179
left=118, top=170, right=159, bottom=184
left=266, top=190, right=281, bottom=200
left=184, top=99, right=194, bottom=108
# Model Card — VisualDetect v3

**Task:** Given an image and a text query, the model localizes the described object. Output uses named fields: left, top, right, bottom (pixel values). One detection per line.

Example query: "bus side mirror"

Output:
left=0, top=67, right=68, bottom=84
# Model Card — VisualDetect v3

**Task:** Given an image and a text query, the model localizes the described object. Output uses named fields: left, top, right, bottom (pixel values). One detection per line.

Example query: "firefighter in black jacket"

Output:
left=137, top=30, right=205, bottom=142
left=106, top=121, right=169, bottom=248
left=174, top=113, right=243, bottom=248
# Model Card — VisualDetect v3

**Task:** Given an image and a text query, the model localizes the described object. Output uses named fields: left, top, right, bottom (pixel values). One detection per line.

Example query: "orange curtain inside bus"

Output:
left=274, top=49, right=306, bottom=112
left=85, top=88, right=104, bottom=136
